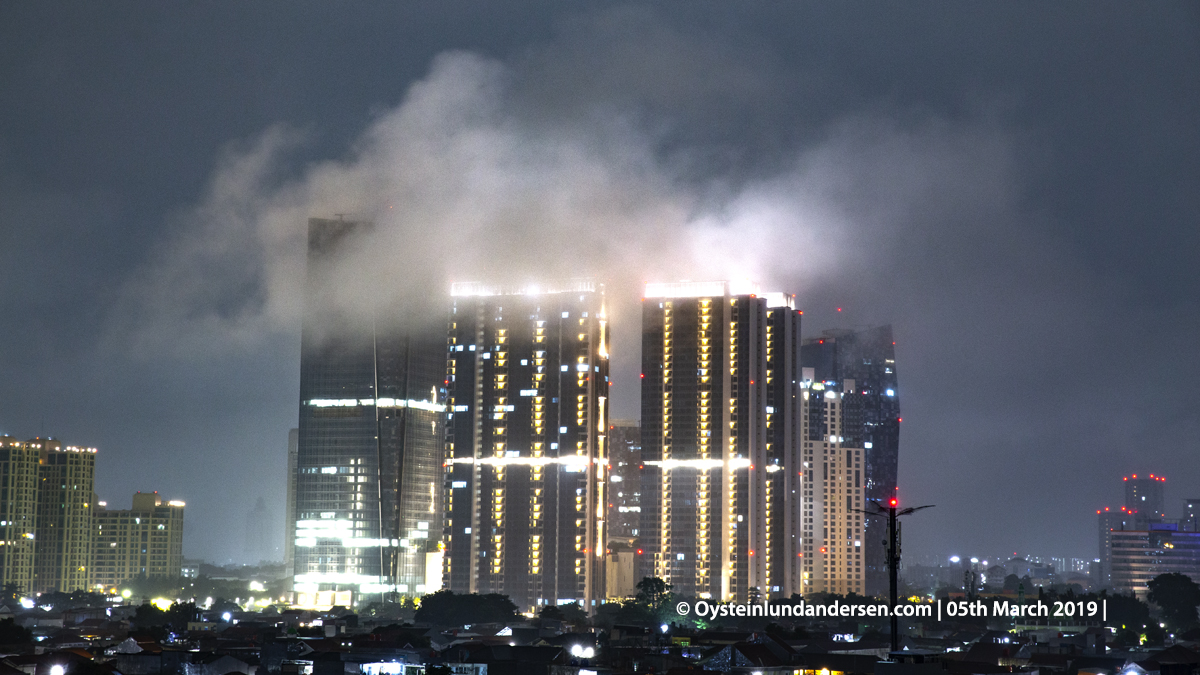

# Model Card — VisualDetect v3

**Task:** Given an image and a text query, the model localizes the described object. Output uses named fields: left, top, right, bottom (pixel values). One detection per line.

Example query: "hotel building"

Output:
left=443, top=281, right=609, bottom=611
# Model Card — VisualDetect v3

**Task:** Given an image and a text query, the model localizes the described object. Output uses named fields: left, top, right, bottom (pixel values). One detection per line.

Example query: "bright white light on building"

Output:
left=20, top=598, right=34, bottom=609
left=50, top=666, right=64, bottom=675
left=950, top=556, right=960, bottom=563
left=660, top=624, right=669, bottom=633
left=222, top=612, right=232, bottom=622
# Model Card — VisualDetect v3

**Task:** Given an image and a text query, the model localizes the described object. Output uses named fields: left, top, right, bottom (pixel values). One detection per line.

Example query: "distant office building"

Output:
left=801, top=327, right=900, bottom=597
left=1109, top=523, right=1200, bottom=599
left=607, top=420, right=642, bottom=544
left=639, top=281, right=800, bottom=602
left=443, top=281, right=609, bottom=611
left=1124, top=474, right=1167, bottom=526
left=244, top=497, right=271, bottom=564
left=292, top=218, right=446, bottom=606
left=1097, top=474, right=1171, bottom=587
left=1097, top=506, right=1136, bottom=587
left=798, top=374, right=866, bottom=596
left=92, top=492, right=185, bottom=590
left=1184, top=498, right=1200, bottom=533
left=0, top=436, right=40, bottom=595
left=34, top=439, right=96, bottom=593
left=284, top=428, right=298, bottom=584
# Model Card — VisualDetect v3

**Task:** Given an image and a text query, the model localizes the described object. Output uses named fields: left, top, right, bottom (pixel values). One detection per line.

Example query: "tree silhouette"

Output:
left=1147, top=573, right=1200, bottom=631
left=635, top=577, right=672, bottom=611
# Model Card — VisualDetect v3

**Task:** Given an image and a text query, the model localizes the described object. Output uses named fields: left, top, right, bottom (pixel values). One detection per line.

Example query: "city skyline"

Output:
left=1, top=3, right=1197, bottom=566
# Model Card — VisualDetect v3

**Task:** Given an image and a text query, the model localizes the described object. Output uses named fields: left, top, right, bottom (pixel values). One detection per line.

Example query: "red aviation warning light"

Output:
left=889, top=498, right=898, bottom=507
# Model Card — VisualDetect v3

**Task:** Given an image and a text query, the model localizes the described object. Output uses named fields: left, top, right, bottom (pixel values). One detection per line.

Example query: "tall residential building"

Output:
left=764, top=297, right=803, bottom=598
left=801, top=327, right=899, bottom=597
left=638, top=281, right=801, bottom=602
left=292, top=218, right=446, bottom=607
left=284, top=428, right=298, bottom=585
left=797, top=374, right=866, bottom=596
left=92, top=492, right=184, bottom=590
left=443, top=281, right=610, bottom=611
left=33, top=439, right=96, bottom=593
left=0, top=436, right=40, bottom=596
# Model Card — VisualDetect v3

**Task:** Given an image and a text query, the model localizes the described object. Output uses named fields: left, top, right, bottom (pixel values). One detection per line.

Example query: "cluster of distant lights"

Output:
left=948, top=556, right=989, bottom=566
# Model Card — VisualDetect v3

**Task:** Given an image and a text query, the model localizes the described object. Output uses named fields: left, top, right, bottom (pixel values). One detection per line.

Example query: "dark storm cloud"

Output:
left=1, top=2, right=1196, bottom=563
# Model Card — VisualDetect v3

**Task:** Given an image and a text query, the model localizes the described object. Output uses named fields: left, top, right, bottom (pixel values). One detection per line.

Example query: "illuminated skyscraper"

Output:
left=638, top=281, right=801, bottom=602
left=0, top=436, right=39, bottom=595
left=801, top=327, right=899, bottom=597
left=92, top=492, right=184, bottom=590
left=797, top=375, right=866, bottom=595
left=291, top=218, right=445, bottom=607
left=34, top=439, right=96, bottom=593
left=443, top=281, right=609, bottom=611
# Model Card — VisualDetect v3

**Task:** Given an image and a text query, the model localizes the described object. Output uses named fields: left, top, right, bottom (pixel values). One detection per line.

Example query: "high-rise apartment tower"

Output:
left=801, top=327, right=899, bottom=597
left=0, top=436, right=40, bottom=595
left=92, top=492, right=184, bottom=590
left=34, top=439, right=96, bottom=593
left=443, top=281, right=610, bottom=611
left=638, top=282, right=801, bottom=602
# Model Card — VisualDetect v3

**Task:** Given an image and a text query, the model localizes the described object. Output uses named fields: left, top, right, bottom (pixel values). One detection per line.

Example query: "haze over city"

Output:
left=1, top=1, right=1197, bottom=570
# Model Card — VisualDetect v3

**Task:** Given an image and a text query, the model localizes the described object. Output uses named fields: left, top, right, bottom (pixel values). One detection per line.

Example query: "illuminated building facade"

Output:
left=292, top=218, right=445, bottom=605
left=798, top=375, right=865, bottom=595
left=443, top=281, right=609, bottom=611
left=34, top=439, right=96, bottom=593
left=1097, top=506, right=1138, bottom=587
left=639, top=281, right=801, bottom=602
left=0, top=436, right=40, bottom=595
left=800, top=327, right=899, bottom=597
left=607, top=420, right=642, bottom=544
left=92, top=492, right=184, bottom=590
left=1109, top=523, right=1200, bottom=599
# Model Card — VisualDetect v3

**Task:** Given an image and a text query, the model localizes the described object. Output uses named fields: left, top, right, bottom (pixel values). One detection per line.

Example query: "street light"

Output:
left=856, top=496, right=934, bottom=653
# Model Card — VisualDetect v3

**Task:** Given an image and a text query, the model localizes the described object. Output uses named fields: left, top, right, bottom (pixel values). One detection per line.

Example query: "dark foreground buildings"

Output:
left=291, top=218, right=445, bottom=606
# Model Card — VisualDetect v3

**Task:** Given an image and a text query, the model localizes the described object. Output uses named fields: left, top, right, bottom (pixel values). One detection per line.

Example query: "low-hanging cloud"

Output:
left=107, top=14, right=1025, bottom=365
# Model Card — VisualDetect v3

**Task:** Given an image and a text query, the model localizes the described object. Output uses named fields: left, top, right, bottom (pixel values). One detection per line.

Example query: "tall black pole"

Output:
left=888, top=501, right=899, bottom=653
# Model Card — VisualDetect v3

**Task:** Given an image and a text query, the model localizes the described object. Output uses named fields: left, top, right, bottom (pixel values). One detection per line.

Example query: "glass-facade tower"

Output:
left=292, top=218, right=445, bottom=606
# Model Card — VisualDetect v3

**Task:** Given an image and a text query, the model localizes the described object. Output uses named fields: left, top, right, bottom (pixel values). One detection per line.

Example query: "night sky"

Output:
left=1, top=2, right=1197, bottom=566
